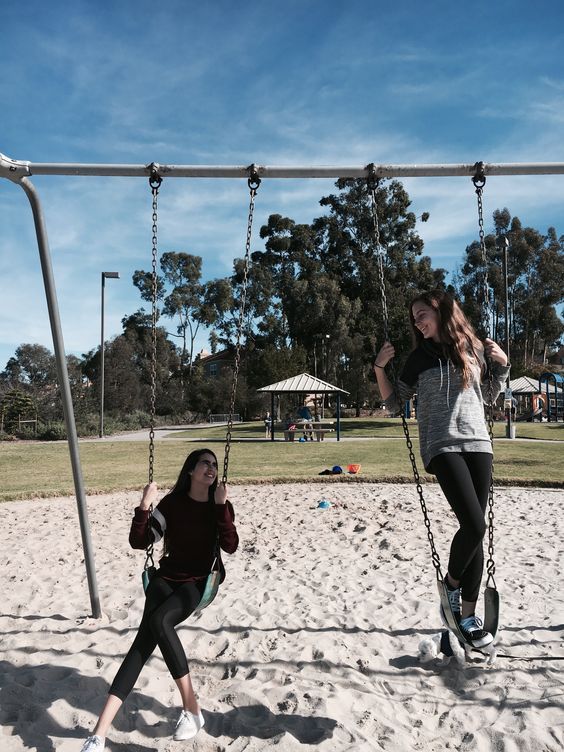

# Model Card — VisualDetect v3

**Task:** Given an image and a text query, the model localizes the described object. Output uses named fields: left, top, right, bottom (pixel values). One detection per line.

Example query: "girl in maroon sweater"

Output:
left=80, top=448, right=238, bottom=752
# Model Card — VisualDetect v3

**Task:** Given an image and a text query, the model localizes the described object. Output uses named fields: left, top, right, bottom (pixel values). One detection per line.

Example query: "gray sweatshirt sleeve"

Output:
left=480, top=362, right=511, bottom=405
left=384, top=379, right=417, bottom=415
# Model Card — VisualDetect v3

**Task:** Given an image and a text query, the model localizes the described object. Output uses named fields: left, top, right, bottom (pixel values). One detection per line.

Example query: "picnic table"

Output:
left=280, top=421, right=335, bottom=441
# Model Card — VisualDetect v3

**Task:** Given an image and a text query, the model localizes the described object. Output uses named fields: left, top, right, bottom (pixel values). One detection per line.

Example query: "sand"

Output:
left=1, top=483, right=563, bottom=751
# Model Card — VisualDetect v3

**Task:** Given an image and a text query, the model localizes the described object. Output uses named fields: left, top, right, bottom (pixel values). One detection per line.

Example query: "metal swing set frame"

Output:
left=1, top=152, right=563, bottom=619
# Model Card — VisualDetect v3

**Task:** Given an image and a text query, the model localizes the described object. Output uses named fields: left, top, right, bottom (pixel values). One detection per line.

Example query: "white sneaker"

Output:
left=173, top=709, right=205, bottom=740
left=460, top=615, right=494, bottom=648
left=80, top=736, right=105, bottom=752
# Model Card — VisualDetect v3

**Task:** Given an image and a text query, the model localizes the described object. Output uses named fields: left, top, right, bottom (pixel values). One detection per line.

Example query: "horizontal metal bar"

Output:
left=2, top=153, right=564, bottom=180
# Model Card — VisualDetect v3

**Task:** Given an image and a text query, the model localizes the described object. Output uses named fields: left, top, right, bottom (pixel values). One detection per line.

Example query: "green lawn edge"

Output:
left=1, top=434, right=562, bottom=501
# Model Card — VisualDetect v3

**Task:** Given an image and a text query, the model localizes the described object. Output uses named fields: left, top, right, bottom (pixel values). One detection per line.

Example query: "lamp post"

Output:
left=322, top=333, right=330, bottom=380
left=498, top=234, right=514, bottom=439
left=313, top=334, right=330, bottom=378
left=313, top=339, right=317, bottom=378
left=100, top=272, right=120, bottom=437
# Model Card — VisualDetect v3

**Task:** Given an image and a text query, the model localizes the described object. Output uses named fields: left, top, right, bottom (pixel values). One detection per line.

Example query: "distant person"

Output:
left=297, top=404, right=313, bottom=440
left=79, top=449, right=239, bottom=751
left=505, top=395, right=517, bottom=420
left=297, top=404, right=312, bottom=421
left=374, top=290, right=509, bottom=649
left=264, top=411, right=272, bottom=438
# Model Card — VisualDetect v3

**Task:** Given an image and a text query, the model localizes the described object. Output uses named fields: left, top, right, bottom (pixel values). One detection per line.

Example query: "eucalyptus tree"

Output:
left=133, top=251, right=213, bottom=397
left=249, top=179, right=442, bottom=410
left=203, top=179, right=442, bottom=411
left=456, top=210, right=564, bottom=372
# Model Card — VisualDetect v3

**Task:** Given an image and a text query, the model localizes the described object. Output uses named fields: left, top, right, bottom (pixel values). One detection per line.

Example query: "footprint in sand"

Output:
left=277, top=691, right=298, bottom=713
left=222, top=664, right=238, bottom=680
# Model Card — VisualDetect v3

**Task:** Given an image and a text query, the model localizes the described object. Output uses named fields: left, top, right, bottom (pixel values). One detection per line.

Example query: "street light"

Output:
left=100, top=272, right=120, bottom=437
left=313, top=334, right=331, bottom=379
left=497, top=234, right=515, bottom=439
left=323, top=333, right=330, bottom=380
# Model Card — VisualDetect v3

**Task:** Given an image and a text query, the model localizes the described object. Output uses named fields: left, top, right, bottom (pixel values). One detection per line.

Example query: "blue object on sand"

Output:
left=317, top=499, right=331, bottom=509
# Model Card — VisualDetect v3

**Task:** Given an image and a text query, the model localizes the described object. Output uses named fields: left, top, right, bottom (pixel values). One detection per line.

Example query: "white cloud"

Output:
left=2, top=1, right=564, bottom=372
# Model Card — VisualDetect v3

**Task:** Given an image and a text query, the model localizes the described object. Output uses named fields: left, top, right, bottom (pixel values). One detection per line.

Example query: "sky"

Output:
left=1, top=0, right=564, bottom=372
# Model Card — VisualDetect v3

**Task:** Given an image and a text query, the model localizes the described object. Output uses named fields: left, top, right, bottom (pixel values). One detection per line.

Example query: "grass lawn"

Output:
left=1, top=428, right=562, bottom=501
left=167, top=417, right=564, bottom=441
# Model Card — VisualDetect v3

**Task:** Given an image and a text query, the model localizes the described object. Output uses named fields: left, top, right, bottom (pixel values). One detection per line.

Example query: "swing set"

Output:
left=1, top=152, right=563, bottom=623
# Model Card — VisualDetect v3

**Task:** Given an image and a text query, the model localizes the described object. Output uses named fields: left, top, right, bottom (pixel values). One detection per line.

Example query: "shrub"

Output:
left=15, top=425, right=39, bottom=440
left=37, top=422, right=67, bottom=441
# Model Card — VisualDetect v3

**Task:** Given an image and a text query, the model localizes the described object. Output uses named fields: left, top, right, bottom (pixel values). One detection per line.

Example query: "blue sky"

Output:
left=1, top=0, right=563, bottom=372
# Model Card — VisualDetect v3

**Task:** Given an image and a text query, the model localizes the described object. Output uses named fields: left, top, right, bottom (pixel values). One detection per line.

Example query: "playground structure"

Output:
left=508, top=375, right=546, bottom=422
left=2, top=152, right=564, bottom=617
left=539, top=372, right=564, bottom=422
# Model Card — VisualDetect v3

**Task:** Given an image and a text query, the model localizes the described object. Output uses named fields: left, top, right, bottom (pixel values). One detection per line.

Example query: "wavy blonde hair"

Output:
left=409, top=290, right=483, bottom=388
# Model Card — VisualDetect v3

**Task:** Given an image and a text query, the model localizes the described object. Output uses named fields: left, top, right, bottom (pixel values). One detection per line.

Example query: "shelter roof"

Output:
left=510, top=376, right=541, bottom=394
left=257, top=372, right=349, bottom=394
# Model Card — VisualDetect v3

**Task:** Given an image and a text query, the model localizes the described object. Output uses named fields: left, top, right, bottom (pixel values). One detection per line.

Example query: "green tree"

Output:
left=243, top=179, right=443, bottom=411
left=2, top=344, right=56, bottom=389
left=456, top=211, right=564, bottom=372
left=133, top=252, right=213, bottom=398
left=0, top=388, right=35, bottom=433
left=82, top=311, right=182, bottom=417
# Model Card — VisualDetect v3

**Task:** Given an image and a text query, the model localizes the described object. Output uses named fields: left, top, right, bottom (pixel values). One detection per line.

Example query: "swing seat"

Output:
left=195, top=570, right=221, bottom=612
left=142, top=565, right=157, bottom=592
left=438, top=579, right=500, bottom=649
left=483, top=585, right=500, bottom=637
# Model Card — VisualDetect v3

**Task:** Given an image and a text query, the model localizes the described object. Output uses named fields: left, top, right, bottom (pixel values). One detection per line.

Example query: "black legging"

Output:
left=110, top=576, right=206, bottom=701
left=428, top=452, right=493, bottom=603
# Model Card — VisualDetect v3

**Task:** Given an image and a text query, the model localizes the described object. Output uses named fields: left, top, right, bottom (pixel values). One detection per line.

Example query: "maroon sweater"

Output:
left=129, top=493, right=238, bottom=583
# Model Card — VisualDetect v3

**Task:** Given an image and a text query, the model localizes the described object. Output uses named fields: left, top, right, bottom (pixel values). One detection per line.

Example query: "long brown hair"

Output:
left=409, top=290, right=483, bottom=388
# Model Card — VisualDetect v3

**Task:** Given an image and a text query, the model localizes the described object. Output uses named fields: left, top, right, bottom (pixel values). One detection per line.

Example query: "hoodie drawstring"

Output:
left=438, top=358, right=451, bottom=408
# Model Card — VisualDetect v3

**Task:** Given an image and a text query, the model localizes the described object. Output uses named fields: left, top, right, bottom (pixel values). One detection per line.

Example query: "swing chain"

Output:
left=148, top=165, right=162, bottom=486
left=473, top=161, right=497, bottom=588
left=367, top=164, right=390, bottom=342
left=473, top=162, right=490, bottom=338
left=484, top=366, right=497, bottom=586
left=222, top=165, right=261, bottom=485
left=144, top=164, right=162, bottom=570
left=367, top=167, right=443, bottom=580
left=400, top=415, right=443, bottom=578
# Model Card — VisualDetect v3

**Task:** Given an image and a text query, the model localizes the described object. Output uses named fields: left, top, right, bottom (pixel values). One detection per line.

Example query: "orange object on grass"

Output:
left=347, top=464, right=361, bottom=474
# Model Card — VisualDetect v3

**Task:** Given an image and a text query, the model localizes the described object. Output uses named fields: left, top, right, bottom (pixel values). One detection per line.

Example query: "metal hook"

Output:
left=147, top=162, right=163, bottom=191
left=247, top=163, right=261, bottom=191
left=366, top=162, right=379, bottom=191
left=472, top=161, right=486, bottom=190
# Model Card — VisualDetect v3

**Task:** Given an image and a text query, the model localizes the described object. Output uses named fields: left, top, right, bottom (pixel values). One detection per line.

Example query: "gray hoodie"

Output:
left=385, top=339, right=510, bottom=471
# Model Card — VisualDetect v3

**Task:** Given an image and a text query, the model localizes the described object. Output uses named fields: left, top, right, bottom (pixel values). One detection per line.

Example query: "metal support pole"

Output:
left=271, top=393, right=275, bottom=442
left=499, top=234, right=514, bottom=439
left=100, top=271, right=119, bottom=438
left=336, top=393, right=341, bottom=441
left=17, top=177, right=102, bottom=618
left=100, top=274, right=105, bottom=439
left=3, top=153, right=564, bottom=179
left=313, top=341, right=317, bottom=378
